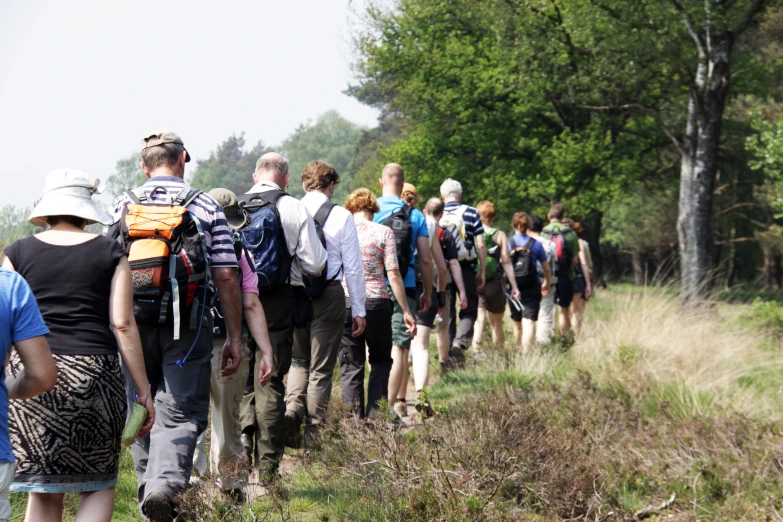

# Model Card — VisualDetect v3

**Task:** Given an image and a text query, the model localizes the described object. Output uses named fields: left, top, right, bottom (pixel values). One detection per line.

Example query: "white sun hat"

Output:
left=28, top=169, right=113, bottom=228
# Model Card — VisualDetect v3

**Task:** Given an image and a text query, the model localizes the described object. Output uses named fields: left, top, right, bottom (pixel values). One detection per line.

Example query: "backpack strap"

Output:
left=314, top=202, right=343, bottom=283
left=173, top=187, right=202, bottom=207
left=125, top=189, right=142, bottom=205
left=525, top=237, right=536, bottom=250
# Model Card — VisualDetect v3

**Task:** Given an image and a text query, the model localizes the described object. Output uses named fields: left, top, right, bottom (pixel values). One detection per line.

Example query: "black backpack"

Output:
left=510, top=236, right=538, bottom=288
left=303, top=201, right=339, bottom=299
left=109, top=186, right=209, bottom=341
left=237, top=190, right=292, bottom=293
left=381, top=204, right=414, bottom=278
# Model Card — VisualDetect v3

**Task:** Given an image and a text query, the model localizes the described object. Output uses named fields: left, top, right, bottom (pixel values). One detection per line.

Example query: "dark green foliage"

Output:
left=190, top=134, right=273, bottom=197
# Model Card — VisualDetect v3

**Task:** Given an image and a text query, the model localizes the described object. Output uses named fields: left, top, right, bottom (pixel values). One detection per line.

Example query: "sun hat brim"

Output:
left=29, top=191, right=113, bottom=228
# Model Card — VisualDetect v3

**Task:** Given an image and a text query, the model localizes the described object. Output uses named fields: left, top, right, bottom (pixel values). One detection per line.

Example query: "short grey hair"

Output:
left=255, top=155, right=289, bottom=176
left=440, top=178, right=463, bottom=199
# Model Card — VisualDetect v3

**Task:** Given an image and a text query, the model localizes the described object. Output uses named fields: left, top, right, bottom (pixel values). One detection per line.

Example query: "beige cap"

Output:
left=208, top=188, right=246, bottom=229
left=140, top=130, right=191, bottom=162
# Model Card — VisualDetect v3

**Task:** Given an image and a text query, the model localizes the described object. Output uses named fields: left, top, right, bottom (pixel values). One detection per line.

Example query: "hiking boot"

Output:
left=142, top=490, right=176, bottom=522
left=393, top=399, right=408, bottom=417
left=439, top=359, right=454, bottom=376
left=223, top=487, right=246, bottom=504
left=283, top=411, right=302, bottom=449
left=414, top=392, right=435, bottom=419
left=449, top=344, right=466, bottom=367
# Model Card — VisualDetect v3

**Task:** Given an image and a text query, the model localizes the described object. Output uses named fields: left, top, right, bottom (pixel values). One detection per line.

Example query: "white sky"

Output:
left=0, top=0, right=379, bottom=207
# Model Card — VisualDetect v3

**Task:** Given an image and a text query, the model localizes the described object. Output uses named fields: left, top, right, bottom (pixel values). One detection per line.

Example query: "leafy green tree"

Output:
left=105, top=153, right=145, bottom=199
left=281, top=110, right=364, bottom=200
left=190, top=134, right=274, bottom=197
left=0, top=205, right=37, bottom=252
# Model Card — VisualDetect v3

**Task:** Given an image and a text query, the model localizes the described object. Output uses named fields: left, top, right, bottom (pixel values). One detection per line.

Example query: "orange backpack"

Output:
left=110, top=186, right=209, bottom=341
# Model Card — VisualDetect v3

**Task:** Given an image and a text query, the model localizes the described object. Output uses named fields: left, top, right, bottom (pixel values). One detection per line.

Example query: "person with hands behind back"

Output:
left=3, top=168, right=154, bottom=522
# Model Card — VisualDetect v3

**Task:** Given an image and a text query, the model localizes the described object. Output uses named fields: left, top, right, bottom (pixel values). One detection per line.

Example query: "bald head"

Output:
left=425, top=197, right=445, bottom=219
left=380, top=163, right=404, bottom=197
left=254, top=152, right=289, bottom=187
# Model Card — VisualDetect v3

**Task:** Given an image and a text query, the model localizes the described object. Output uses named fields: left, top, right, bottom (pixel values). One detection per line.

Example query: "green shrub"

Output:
left=738, top=298, right=783, bottom=337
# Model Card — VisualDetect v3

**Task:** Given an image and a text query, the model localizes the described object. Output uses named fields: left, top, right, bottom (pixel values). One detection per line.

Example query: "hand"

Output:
left=221, top=337, right=242, bottom=376
left=542, top=283, right=550, bottom=296
left=459, top=293, right=468, bottom=310
left=258, top=350, right=273, bottom=388
left=352, top=316, right=367, bottom=338
left=437, top=307, right=445, bottom=317
left=511, top=288, right=521, bottom=301
left=476, top=273, right=486, bottom=292
left=585, top=285, right=593, bottom=300
left=136, top=392, right=156, bottom=439
left=403, top=311, right=417, bottom=336
left=420, top=292, right=431, bottom=312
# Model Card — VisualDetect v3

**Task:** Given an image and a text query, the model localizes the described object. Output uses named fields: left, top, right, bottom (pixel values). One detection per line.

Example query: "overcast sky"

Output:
left=0, top=0, right=379, bottom=207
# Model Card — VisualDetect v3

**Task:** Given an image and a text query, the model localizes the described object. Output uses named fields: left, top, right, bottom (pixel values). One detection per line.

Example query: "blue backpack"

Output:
left=238, top=190, right=292, bottom=292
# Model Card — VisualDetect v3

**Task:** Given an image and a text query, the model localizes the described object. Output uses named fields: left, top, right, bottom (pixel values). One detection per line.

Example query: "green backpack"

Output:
left=483, top=228, right=501, bottom=280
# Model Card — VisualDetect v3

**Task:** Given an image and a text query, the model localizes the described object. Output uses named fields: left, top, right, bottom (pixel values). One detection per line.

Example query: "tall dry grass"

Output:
left=500, top=285, right=783, bottom=421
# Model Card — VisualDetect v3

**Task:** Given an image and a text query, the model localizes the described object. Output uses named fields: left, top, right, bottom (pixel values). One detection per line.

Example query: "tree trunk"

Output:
left=631, top=250, right=645, bottom=286
left=762, top=246, right=782, bottom=291
left=678, top=32, right=733, bottom=304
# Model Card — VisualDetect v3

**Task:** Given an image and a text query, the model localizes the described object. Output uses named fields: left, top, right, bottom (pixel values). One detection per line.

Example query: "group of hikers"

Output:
left=0, top=130, right=594, bottom=522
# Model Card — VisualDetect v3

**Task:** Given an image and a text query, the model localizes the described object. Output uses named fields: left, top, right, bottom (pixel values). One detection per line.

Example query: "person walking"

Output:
left=508, top=212, right=552, bottom=352
left=109, top=132, right=242, bottom=521
left=0, top=269, right=57, bottom=522
left=565, top=220, right=593, bottom=337
left=423, top=198, right=468, bottom=374
left=439, top=179, right=487, bottom=364
left=527, top=215, right=558, bottom=345
left=241, top=153, right=327, bottom=477
left=285, top=161, right=366, bottom=443
left=339, top=189, right=416, bottom=418
left=471, top=201, right=519, bottom=350
left=191, top=188, right=274, bottom=499
left=400, top=185, right=448, bottom=417
left=373, top=164, right=433, bottom=418
left=4, top=169, right=154, bottom=522
left=541, top=203, right=580, bottom=338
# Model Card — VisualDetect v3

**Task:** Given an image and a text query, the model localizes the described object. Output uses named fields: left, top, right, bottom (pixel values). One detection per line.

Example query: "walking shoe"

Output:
left=393, top=399, right=408, bottom=417
left=449, top=344, right=466, bottom=367
left=283, top=411, right=302, bottom=449
left=414, top=391, right=435, bottom=419
left=240, top=433, right=254, bottom=467
left=142, top=490, right=176, bottom=522
left=439, top=358, right=454, bottom=376
left=223, top=487, right=247, bottom=504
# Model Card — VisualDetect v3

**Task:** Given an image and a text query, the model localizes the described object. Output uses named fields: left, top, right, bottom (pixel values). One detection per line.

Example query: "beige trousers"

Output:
left=193, top=340, right=251, bottom=490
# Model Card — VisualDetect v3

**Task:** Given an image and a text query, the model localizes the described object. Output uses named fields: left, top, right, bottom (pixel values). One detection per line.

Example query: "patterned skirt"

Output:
left=7, top=353, right=127, bottom=493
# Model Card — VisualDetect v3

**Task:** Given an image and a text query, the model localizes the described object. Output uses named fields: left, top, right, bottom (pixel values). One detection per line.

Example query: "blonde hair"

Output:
left=345, top=188, right=380, bottom=214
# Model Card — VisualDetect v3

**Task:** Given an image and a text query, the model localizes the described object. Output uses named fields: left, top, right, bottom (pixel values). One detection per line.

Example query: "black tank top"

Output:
left=5, top=235, right=126, bottom=356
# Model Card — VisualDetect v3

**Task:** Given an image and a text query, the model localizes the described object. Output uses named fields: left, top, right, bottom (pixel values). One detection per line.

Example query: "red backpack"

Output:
left=545, top=226, right=573, bottom=274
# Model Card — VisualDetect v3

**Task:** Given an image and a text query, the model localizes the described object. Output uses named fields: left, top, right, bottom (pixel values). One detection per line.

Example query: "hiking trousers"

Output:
left=254, top=286, right=294, bottom=474
left=536, top=288, right=556, bottom=344
left=449, top=265, right=479, bottom=349
left=192, top=339, right=251, bottom=489
left=125, top=318, right=212, bottom=510
left=339, top=299, right=393, bottom=418
left=286, top=285, right=346, bottom=429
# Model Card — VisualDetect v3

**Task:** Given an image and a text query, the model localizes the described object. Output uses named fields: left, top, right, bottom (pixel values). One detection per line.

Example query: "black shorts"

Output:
left=573, top=276, right=586, bottom=299
left=508, top=280, right=542, bottom=322
left=416, top=286, right=439, bottom=327
left=554, top=275, right=574, bottom=308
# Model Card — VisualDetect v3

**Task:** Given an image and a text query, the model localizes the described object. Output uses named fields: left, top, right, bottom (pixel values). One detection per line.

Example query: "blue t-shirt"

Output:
left=509, top=233, right=549, bottom=285
left=0, top=268, right=49, bottom=463
left=374, top=195, right=429, bottom=288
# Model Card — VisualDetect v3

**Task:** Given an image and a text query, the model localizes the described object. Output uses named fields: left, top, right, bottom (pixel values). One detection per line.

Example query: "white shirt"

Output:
left=301, top=191, right=366, bottom=318
left=533, top=235, right=558, bottom=285
left=246, top=181, right=327, bottom=288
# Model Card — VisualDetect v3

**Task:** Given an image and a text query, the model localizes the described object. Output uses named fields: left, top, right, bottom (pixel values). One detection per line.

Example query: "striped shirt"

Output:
left=109, top=176, right=238, bottom=269
left=443, top=202, right=484, bottom=240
